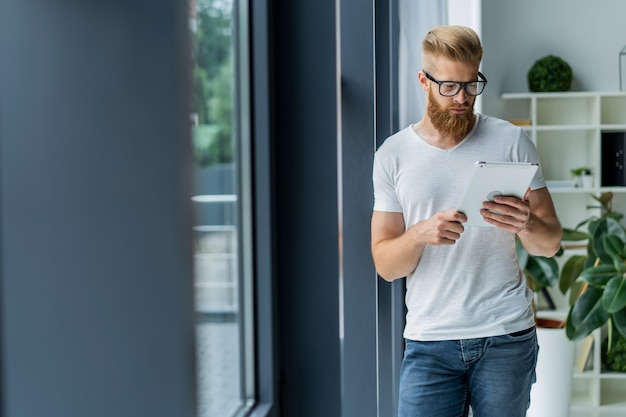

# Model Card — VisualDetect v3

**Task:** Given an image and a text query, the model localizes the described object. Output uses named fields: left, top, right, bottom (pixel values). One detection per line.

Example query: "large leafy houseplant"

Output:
left=519, top=192, right=626, bottom=351
left=559, top=192, right=626, bottom=350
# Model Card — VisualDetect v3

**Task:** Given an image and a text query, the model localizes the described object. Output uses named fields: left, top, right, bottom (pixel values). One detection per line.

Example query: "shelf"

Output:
left=546, top=187, right=626, bottom=194
left=599, top=372, right=626, bottom=379
left=545, top=187, right=594, bottom=193
left=601, top=124, right=626, bottom=131
left=600, top=187, right=626, bottom=193
left=502, top=91, right=603, bottom=99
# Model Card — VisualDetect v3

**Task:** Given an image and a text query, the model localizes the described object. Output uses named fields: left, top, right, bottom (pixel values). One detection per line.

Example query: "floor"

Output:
left=194, top=225, right=241, bottom=417
left=196, top=317, right=240, bottom=417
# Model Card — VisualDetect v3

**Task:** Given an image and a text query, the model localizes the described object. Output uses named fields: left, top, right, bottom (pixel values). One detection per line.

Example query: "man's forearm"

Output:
left=373, top=227, right=425, bottom=282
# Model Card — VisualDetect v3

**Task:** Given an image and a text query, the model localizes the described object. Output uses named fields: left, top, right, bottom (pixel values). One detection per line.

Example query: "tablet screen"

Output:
left=456, top=161, right=539, bottom=227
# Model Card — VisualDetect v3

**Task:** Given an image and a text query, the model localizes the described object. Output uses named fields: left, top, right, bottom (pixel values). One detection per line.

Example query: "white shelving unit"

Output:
left=502, top=91, right=626, bottom=230
left=570, top=329, right=626, bottom=417
left=502, top=92, right=626, bottom=416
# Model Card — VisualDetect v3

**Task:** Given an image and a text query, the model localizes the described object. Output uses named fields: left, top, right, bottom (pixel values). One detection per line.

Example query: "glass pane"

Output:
left=189, top=0, right=251, bottom=415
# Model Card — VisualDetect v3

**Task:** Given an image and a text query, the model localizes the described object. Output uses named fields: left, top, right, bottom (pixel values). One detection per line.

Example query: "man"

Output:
left=371, top=25, right=562, bottom=417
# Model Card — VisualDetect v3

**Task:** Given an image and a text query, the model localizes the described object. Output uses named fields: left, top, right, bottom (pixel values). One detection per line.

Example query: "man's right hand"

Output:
left=371, top=209, right=466, bottom=281
left=413, top=209, right=467, bottom=246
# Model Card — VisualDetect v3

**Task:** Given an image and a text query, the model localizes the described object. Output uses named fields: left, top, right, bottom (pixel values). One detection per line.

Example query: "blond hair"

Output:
left=421, top=25, right=483, bottom=72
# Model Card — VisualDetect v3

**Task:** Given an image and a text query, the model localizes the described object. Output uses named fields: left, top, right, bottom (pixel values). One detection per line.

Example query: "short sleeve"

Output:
left=372, top=151, right=403, bottom=213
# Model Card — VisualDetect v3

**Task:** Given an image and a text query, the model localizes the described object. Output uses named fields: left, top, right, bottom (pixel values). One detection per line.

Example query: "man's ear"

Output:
left=417, top=71, right=428, bottom=92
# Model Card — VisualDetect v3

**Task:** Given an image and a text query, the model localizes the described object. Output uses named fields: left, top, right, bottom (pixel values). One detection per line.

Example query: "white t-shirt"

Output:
left=373, top=114, right=543, bottom=341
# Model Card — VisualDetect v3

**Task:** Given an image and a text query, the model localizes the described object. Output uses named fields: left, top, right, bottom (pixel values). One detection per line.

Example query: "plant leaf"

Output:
left=588, top=218, right=601, bottom=236
left=583, top=253, right=596, bottom=269
left=588, top=218, right=626, bottom=262
left=613, top=309, right=626, bottom=338
left=580, top=264, right=619, bottom=286
left=603, top=234, right=626, bottom=271
left=588, top=220, right=603, bottom=261
left=592, top=219, right=613, bottom=263
left=568, top=281, right=586, bottom=306
left=597, top=191, right=614, bottom=207
left=566, top=287, right=610, bottom=340
left=525, top=255, right=559, bottom=289
left=559, top=254, right=587, bottom=294
left=605, top=234, right=625, bottom=258
left=515, top=240, right=529, bottom=270
left=603, top=275, right=626, bottom=313
left=607, top=217, right=626, bottom=242
left=561, top=228, right=590, bottom=241
left=574, top=218, right=592, bottom=231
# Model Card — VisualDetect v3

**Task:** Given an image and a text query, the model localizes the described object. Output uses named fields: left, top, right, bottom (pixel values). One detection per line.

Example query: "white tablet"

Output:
left=456, top=161, right=539, bottom=227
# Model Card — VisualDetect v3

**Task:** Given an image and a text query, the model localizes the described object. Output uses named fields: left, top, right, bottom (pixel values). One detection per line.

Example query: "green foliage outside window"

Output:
left=191, top=0, right=234, bottom=167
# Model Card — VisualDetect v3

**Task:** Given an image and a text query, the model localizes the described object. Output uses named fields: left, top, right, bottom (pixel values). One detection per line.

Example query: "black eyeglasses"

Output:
left=423, top=71, right=488, bottom=97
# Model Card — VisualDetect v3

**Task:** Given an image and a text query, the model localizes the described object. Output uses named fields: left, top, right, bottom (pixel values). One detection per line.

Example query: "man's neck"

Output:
left=412, top=117, right=472, bottom=150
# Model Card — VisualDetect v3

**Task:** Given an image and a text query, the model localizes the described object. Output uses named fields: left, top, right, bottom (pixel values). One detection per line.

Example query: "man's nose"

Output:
left=454, top=88, right=468, bottom=104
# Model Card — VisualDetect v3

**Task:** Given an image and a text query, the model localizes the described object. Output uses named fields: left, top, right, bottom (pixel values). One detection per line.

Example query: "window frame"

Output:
left=246, top=0, right=277, bottom=415
left=243, top=1, right=404, bottom=416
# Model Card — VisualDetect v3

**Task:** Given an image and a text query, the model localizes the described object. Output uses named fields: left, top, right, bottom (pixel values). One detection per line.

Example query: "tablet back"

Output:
left=456, top=161, right=539, bottom=227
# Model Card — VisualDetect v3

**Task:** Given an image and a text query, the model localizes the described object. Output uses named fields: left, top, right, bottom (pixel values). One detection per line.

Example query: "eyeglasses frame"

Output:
left=423, top=70, right=488, bottom=97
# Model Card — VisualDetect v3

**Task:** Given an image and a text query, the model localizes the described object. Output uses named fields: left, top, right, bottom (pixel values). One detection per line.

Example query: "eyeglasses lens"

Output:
left=440, top=82, right=484, bottom=97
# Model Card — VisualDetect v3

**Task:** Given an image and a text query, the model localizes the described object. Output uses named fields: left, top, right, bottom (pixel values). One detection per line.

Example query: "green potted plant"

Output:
left=518, top=192, right=626, bottom=416
left=527, top=55, right=573, bottom=92
left=570, top=167, right=593, bottom=188
left=559, top=192, right=626, bottom=349
left=519, top=192, right=626, bottom=415
left=518, top=193, right=626, bottom=417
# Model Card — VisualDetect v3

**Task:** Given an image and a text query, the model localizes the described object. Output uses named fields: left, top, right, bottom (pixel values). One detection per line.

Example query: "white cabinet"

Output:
left=502, top=92, right=626, bottom=416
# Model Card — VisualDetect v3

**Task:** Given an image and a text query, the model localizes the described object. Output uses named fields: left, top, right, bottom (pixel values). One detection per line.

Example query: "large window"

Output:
left=189, top=0, right=254, bottom=415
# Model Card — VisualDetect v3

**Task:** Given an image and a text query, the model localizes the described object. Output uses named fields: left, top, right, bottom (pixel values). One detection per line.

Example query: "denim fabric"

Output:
left=398, top=327, right=538, bottom=417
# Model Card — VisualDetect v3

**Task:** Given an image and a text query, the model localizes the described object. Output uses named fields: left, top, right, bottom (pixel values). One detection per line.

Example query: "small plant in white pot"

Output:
left=570, top=167, right=593, bottom=188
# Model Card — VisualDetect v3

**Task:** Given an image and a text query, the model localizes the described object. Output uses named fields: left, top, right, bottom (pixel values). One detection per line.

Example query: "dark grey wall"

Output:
left=0, top=1, right=196, bottom=417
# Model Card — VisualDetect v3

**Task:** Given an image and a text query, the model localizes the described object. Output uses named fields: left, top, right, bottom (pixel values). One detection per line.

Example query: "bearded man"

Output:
left=370, top=25, right=562, bottom=417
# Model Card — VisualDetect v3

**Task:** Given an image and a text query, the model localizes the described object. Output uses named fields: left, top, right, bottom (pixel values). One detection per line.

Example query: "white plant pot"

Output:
left=527, top=315, right=576, bottom=417
left=581, top=174, right=593, bottom=188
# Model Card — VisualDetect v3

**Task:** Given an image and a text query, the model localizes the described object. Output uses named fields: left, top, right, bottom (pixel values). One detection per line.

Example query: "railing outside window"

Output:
left=189, top=0, right=254, bottom=415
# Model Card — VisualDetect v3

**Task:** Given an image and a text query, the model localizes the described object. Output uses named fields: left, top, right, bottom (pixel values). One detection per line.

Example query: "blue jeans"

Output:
left=398, top=327, right=538, bottom=417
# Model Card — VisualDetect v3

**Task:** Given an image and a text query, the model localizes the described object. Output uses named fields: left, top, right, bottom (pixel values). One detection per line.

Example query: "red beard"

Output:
left=427, top=88, right=476, bottom=138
